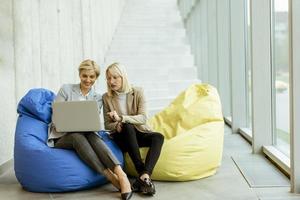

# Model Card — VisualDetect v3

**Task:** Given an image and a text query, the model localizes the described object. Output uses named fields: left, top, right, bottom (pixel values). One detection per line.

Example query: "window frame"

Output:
left=290, top=0, right=300, bottom=193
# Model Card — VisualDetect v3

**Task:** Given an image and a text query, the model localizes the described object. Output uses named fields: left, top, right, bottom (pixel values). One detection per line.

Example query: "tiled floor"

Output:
left=1, top=126, right=300, bottom=200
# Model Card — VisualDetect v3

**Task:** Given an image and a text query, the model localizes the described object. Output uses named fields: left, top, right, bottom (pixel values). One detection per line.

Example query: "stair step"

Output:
left=131, top=81, right=168, bottom=91
left=125, top=67, right=197, bottom=82
left=130, top=79, right=200, bottom=97
left=168, top=79, right=201, bottom=95
left=121, top=14, right=181, bottom=19
left=109, top=39, right=189, bottom=46
left=103, top=63, right=195, bottom=69
left=105, top=56, right=194, bottom=66
left=120, top=13, right=182, bottom=18
left=119, top=19, right=182, bottom=25
left=105, top=53, right=194, bottom=60
left=118, top=23, right=183, bottom=28
left=113, top=31, right=185, bottom=38
left=103, top=0, right=201, bottom=112
left=116, top=25, right=185, bottom=30
left=108, top=45, right=190, bottom=53
left=147, top=96, right=175, bottom=108
left=124, top=6, right=176, bottom=10
left=111, top=36, right=186, bottom=42
left=125, top=7, right=176, bottom=11
left=148, top=107, right=165, bottom=118
left=168, top=67, right=198, bottom=80
left=105, top=57, right=195, bottom=67
left=108, top=50, right=190, bottom=56
left=144, top=88, right=168, bottom=98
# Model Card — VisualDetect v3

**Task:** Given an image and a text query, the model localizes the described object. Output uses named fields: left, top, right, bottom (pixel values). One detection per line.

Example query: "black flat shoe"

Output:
left=121, top=191, right=133, bottom=200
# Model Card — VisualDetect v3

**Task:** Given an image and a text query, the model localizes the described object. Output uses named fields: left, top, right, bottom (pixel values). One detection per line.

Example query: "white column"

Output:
left=290, top=0, right=300, bottom=193
left=251, top=0, right=273, bottom=153
left=217, top=0, right=231, bottom=117
left=207, top=0, right=218, bottom=87
left=230, top=0, right=247, bottom=133
left=194, top=3, right=202, bottom=81
left=200, top=0, right=209, bottom=82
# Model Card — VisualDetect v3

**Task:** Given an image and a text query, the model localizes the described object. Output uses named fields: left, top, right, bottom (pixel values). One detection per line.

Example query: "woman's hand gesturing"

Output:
left=107, top=111, right=122, bottom=122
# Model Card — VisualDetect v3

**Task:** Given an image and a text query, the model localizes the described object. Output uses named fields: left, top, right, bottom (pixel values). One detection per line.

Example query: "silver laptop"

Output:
left=52, top=100, right=101, bottom=132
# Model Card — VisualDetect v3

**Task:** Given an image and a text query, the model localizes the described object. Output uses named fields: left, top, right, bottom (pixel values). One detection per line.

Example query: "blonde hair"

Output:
left=106, top=62, right=132, bottom=96
left=78, top=59, right=100, bottom=78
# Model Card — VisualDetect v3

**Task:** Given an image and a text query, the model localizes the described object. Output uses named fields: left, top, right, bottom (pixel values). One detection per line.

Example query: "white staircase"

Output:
left=104, top=0, right=200, bottom=117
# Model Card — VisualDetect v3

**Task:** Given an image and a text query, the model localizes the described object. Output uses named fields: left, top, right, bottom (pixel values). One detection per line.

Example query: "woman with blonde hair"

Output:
left=103, top=62, right=164, bottom=196
left=48, top=59, right=132, bottom=200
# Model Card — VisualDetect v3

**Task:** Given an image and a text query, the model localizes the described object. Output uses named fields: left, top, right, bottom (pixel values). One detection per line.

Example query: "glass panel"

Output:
left=271, top=0, right=290, bottom=156
left=245, top=0, right=252, bottom=129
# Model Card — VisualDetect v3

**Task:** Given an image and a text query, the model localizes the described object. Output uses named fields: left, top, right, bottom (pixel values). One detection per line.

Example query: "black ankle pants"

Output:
left=112, top=123, right=164, bottom=176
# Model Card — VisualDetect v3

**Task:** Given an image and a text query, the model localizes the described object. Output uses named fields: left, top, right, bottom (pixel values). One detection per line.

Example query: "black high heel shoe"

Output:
left=132, top=177, right=155, bottom=196
left=121, top=191, right=133, bottom=200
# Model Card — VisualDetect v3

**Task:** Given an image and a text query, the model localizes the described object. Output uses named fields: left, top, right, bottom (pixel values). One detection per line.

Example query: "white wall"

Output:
left=0, top=0, right=126, bottom=166
left=0, top=0, right=16, bottom=167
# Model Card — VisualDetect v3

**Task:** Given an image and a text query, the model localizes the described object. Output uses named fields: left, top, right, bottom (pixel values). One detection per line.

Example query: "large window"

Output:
left=271, top=0, right=290, bottom=156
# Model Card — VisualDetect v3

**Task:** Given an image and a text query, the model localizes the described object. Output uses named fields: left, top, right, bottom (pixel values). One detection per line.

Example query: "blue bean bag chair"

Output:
left=14, top=88, right=124, bottom=192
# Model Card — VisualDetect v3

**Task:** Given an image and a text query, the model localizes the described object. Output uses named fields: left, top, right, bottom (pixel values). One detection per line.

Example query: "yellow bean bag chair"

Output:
left=124, top=83, right=224, bottom=181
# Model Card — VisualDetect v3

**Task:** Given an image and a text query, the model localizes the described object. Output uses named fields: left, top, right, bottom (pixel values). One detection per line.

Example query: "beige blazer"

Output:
left=102, top=87, right=152, bottom=133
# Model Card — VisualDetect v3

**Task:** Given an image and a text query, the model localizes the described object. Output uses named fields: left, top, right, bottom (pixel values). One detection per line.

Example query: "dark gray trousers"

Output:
left=54, top=132, right=120, bottom=174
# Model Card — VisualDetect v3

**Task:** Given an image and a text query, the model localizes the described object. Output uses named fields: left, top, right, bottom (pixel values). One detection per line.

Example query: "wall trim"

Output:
left=0, top=159, right=13, bottom=175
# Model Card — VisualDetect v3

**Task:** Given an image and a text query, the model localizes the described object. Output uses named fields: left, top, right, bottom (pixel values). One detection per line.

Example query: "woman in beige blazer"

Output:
left=103, top=63, right=164, bottom=196
left=48, top=60, right=132, bottom=200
